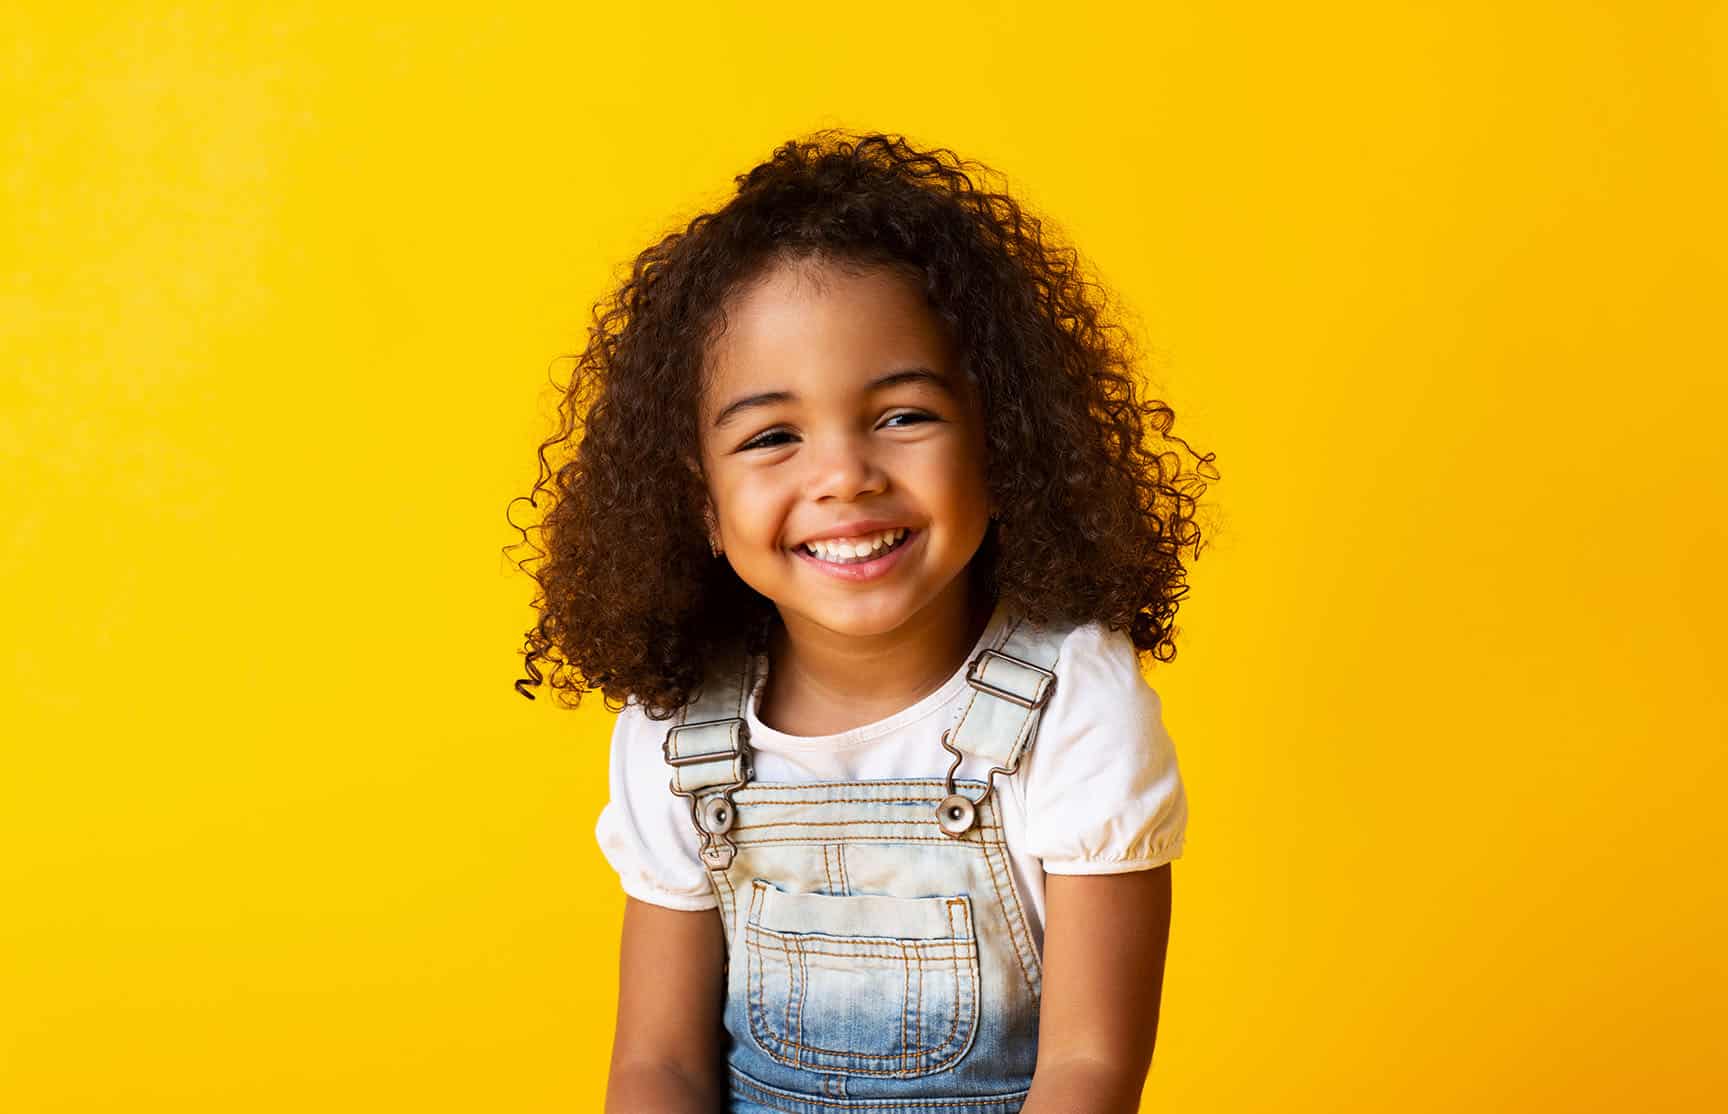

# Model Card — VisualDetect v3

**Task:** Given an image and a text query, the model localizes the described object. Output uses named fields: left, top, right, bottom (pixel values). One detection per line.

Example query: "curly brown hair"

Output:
left=505, top=129, right=1219, bottom=721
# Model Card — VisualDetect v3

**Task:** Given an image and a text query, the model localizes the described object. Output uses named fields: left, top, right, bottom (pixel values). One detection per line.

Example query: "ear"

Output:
left=682, top=452, right=723, bottom=554
left=702, top=501, right=723, bottom=556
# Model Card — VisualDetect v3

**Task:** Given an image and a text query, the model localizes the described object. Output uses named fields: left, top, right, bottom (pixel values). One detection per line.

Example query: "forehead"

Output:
left=700, top=261, right=958, bottom=416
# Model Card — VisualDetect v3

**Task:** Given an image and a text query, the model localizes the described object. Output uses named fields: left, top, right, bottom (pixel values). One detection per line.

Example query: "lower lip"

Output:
left=791, top=530, right=919, bottom=582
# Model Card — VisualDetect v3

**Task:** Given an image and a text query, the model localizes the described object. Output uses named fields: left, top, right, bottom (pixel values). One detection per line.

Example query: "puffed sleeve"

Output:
left=593, top=701, right=720, bottom=911
left=1018, top=622, right=1188, bottom=873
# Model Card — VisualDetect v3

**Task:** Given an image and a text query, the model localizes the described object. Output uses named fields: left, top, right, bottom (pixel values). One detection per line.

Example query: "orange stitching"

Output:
left=730, top=813, right=984, bottom=829
left=912, top=943, right=922, bottom=1067
left=739, top=929, right=975, bottom=1064
left=743, top=946, right=971, bottom=962
left=949, top=920, right=961, bottom=1068
left=975, top=821, right=1036, bottom=993
left=735, top=779, right=955, bottom=792
left=732, top=816, right=998, bottom=829
left=746, top=882, right=766, bottom=1055
left=900, top=939, right=909, bottom=1075
left=978, top=803, right=1041, bottom=987
left=744, top=961, right=973, bottom=1062
left=727, top=1066, right=1029, bottom=1110
left=794, top=934, right=808, bottom=1062
left=744, top=937, right=971, bottom=956
left=724, top=799, right=1014, bottom=1079
left=743, top=930, right=972, bottom=960
left=730, top=834, right=994, bottom=848
left=727, top=796, right=967, bottom=808
left=747, top=919, right=970, bottom=943
left=782, top=932, right=798, bottom=1064
left=750, top=969, right=968, bottom=1067
left=720, top=867, right=738, bottom=948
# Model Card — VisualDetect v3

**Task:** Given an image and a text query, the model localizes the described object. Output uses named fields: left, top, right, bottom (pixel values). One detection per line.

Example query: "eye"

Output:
left=736, top=412, right=937, bottom=452
left=883, top=410, right=936, bottom=428
left=738, top=429, right=794, bottom=452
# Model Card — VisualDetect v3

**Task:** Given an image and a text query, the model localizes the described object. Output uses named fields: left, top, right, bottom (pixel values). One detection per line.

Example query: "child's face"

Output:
left=696, top=259, right=992, bottom=641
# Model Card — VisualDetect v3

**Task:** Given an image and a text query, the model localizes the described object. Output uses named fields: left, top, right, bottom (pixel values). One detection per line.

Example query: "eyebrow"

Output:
left=710, top=367, right=955, bottom=430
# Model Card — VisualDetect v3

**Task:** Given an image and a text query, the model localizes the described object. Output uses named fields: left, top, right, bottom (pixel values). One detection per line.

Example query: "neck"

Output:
left=761, top=578, right=996, bottom=736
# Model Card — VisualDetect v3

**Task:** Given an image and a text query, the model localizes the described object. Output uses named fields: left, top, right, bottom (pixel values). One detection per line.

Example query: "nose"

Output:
left=804, top=432, right=886, bottom=502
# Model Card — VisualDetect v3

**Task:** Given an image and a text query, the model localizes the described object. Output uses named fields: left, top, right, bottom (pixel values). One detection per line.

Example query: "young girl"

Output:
left=509, top=130, right=1217, bottom=1113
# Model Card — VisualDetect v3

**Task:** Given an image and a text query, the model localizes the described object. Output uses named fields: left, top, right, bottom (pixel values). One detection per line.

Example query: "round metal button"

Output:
left=936, top=794, right=976, bottom=836
left=700, top=795, right=736, bottom=834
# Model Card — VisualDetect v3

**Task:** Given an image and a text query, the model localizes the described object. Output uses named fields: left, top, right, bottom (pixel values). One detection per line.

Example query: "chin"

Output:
left=783, top=595, right=928, bottom=637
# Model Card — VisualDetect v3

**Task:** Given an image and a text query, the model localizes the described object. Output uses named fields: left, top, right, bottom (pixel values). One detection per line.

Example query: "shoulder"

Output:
left=607, top=696, right=686, bottom=792
left=1055, top=618, right=1146, bottom=672
left=602, top=696, right=676, bottom=815
left=607, top=695, right=657, bottom=762
left=1018, top=618, right=1188, bottom=872
left=985, top=614, right=1162, bottom=743
left=595, top=697, right=720, bottom=911
left=1048, top=619, right=1163, bottom=718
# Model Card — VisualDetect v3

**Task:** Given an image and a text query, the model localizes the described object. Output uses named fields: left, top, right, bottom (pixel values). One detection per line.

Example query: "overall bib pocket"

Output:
left=742, top=878, right=981, bottom=1079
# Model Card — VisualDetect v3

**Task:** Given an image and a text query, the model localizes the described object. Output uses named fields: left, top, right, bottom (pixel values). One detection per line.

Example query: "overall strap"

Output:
left=934, top=614, right=1072, bottom=836
left=661, top=649, right=754, bottom=870
left=948, top=614, right=1069, bottom=769
left=659, top=613, right=1078, bottom=860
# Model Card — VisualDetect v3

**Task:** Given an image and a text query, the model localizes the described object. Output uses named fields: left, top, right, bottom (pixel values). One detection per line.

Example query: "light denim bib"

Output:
left=661, top=613, right=1073, bottom=1113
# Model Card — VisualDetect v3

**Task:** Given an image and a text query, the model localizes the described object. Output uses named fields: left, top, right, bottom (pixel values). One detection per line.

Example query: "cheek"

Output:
left=934, top=443, right=991, bottom=507
left=706, top=460, right=751, bottom=511
left=715, top=476, right=788, bottom=542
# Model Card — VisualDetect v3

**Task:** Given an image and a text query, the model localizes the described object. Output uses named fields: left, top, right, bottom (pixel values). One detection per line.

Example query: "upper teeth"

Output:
left=801, top=527, right=909, bottom=560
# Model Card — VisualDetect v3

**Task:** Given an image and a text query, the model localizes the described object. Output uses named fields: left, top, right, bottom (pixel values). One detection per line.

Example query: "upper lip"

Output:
left=792, top=520, right=916, bottom=547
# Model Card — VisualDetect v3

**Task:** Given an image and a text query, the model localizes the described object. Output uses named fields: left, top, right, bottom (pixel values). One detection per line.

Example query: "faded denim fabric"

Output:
left=662, top=615, right=1070, bottom=1113
left=713, top=779, right=1041, bottom=1110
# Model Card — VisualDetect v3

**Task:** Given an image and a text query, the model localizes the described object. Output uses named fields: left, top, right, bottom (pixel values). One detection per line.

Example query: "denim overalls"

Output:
left=660, top=614, right=1074, bottom=1113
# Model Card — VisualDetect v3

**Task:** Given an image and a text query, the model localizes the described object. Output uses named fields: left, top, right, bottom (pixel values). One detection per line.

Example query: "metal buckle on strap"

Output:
left=662, top=716, right=752, bottom=774
left=939, top=646, right=1059, bottom=838
left=663, top=716, right=752, bottom=871
left=965, top=647, right=1056, bottom=710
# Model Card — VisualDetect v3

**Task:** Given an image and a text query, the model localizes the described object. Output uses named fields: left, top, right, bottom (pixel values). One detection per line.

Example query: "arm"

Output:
left=1020, top=864, right=1174, bottom=1114
left=604, top=896, right=729, bottom=1114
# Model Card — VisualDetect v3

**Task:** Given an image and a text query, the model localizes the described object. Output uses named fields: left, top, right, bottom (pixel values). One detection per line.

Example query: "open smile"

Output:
left=791, top=527, right=920, bottom=582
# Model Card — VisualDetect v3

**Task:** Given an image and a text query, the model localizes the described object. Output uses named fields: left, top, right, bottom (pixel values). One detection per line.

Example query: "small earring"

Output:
left=704, top=509, right=723, bottom=556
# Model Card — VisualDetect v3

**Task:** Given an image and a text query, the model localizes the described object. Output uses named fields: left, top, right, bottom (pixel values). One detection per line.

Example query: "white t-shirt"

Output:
left=594, top=603, right=1188, bottom=951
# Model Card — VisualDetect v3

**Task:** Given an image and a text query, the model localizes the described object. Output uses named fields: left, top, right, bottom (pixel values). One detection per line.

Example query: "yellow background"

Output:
left=4, top=2, right=1724, bottom=1110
